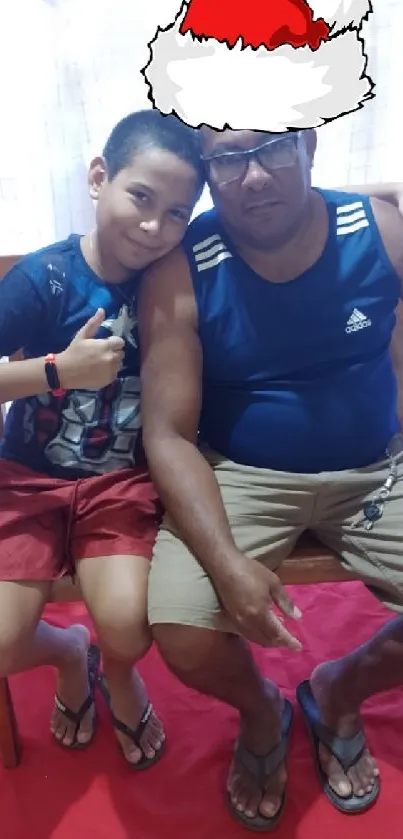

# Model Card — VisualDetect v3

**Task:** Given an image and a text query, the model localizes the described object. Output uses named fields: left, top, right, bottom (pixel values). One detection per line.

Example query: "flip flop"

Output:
left=53, top=643, right=100, bottom=750
left=296, top=680, right=380, bottom=813
left=227, top=699, right=293, bottom=832
left=98, top=673, right=165, bottom=771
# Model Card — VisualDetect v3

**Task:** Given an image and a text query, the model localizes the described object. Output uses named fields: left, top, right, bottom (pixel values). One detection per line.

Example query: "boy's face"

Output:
left=88, top=146, right=201, bottom=273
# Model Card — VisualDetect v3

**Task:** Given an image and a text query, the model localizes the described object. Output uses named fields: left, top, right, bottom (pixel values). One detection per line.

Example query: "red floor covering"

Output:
left=1, top=582, right=403, bottom=839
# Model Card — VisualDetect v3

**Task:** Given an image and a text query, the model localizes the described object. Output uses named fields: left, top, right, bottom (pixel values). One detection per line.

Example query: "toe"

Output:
left=105, top=671, right=165, bottom=765
left=329, top=773, right=352, bottom=798
left=115, top=711, right=165, bottom=764
left=259, top=793, right=282, bottom=819
left=319, top=747, right=352, bottom=798
left=75, top=713, right=95, bottom=745
left=53, top=723, right=68, bottom=743
left=51, top=703, right=95, bottom=748
left=76, top=731, right=92, bottom=745
left=259, top=764, right=287, bottom=819
left=348, top=767, right=367, bottom=797
left=243, top=790, right=261, bottom=819
left=137, top=711, right=164, bottom=759
left=61, top=727, right=76, bottom=747
left=233, top=782, right=257, bottom=816
left=348, top=752, right=377, bottom=797
left=142, top=743, right=156, bottom=760
left=228, top=752, right=287, bottom=823
left=50, top=708, right=68, bottom=743
left=119, top=738, right=144, bottom=765
left=234, top=793, right=249, bottom=814
left=228, top=765, right=253, bottom=814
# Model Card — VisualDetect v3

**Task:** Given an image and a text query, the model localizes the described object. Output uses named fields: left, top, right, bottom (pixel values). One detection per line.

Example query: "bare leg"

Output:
left=0, top=581, right=94, bottom=746
left=49, top=576, right=82, bottom=602
left=77, top=555, right=164, bottom=765
left=310, top=616, right=403, bottom=798
left=153, top=623, right=286, bottom=820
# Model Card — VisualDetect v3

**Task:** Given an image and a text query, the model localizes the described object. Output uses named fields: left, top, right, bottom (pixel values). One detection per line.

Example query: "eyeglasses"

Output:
left=202, top=133, right=301, bottom=186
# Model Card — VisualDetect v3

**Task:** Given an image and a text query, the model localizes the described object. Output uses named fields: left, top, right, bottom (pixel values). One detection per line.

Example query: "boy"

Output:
left=0, top=110, right=204, bottom=766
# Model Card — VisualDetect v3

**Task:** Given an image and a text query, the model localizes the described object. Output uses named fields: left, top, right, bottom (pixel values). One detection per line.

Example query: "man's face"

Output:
left=89, top=146, right=201, bottom=273
left=201, top=128, right=316, bottom=249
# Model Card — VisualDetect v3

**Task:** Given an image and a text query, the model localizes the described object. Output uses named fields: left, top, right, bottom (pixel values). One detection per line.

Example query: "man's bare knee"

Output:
left=152, top=623, right=220, bottom=674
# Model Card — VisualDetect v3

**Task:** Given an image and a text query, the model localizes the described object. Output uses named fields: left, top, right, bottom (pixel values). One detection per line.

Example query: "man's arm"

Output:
left=370, top=197, right=403, bottom=285
left=139, top=246, right=240, bottom=582
left=369, top=197, right=403, bottom=425
left=139, top=246, right=301, bottom=646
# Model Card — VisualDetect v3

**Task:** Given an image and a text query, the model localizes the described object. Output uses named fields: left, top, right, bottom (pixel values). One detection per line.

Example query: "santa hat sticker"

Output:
left=143, top=0, right=375, bottom=132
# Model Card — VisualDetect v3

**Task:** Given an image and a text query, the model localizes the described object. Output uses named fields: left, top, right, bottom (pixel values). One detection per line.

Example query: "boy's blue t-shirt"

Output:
left=0, top=235, right=145, bottom=479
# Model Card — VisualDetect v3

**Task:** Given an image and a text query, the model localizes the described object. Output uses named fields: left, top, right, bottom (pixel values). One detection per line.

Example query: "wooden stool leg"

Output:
left=0, top=677, right=21, bottom=768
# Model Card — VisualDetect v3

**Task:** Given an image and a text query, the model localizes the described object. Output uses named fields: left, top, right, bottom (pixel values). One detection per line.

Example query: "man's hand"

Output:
left=215, top=553, right=302, bottom=649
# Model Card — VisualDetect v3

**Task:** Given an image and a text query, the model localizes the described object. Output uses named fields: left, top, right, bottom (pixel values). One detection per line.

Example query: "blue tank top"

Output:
left=183, top=190, right=401, bottom=473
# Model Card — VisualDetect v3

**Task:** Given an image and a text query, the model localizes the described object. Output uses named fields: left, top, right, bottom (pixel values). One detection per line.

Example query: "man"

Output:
left=139, top=126, right=403, bottom=830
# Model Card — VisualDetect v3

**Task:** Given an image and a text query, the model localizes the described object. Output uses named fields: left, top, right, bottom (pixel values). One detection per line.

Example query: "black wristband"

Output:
left=44, top=354, right=62, bottom=392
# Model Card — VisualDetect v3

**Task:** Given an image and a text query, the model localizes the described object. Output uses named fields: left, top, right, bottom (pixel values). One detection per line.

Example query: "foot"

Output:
left=107, top=668, right=165, bottom=765
left=310, top=661, right=379, bottom=799
left=227, top=681, right=287, bottom=821
left=51, top=624, right=95, bottom=747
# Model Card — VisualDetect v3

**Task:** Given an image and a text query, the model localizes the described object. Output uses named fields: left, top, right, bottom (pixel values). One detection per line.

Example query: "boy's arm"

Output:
left=0, top=266, right=52, bottom=402
left=0, top=266, right=123, bottom=404
left=337, top=183, right=403, bottom=209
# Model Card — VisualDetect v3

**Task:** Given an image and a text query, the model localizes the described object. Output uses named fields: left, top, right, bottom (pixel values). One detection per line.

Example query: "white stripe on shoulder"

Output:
left=336, top=199, right=369, bottom=235
left=337, top=209, right=367, bottom=227
left=196, top=251, right=233, bottom=272
left=337, top=201, right=364, bottom=214
left=336, top=218, right=370, bottom=236
left=192, top=234, right=222, bottom=254
left=194, top=240, right=229, bottom=263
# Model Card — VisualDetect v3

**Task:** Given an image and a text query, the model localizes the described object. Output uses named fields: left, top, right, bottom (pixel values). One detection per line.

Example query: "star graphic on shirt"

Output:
left=102, top=304, right=138, bottom=347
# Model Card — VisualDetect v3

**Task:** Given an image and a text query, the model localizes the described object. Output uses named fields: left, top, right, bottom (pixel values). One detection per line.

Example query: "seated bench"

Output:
left=1, top=237, right=403, bottom=767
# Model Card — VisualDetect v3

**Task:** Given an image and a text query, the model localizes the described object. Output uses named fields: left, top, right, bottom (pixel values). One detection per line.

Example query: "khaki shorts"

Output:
left=148, top=441, right=403, bottom=631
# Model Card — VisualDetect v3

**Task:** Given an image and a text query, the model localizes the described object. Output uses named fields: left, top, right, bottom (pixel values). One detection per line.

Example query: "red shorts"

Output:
left=0, top=459, right=162, bottom=581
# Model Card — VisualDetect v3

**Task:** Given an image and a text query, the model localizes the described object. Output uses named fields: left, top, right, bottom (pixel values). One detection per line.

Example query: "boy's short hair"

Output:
left=103, top=109, right=205, bottom=189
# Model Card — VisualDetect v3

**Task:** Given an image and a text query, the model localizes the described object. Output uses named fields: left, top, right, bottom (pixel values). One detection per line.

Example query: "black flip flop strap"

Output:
left=313, top=722, right=366, bottom=773
left=87, top=645, right=101, bottom=690
left=54, top=692, right=94, bottom=724
left=235, top=739, right=287, bottom=789
left=54, top=644, right=100, bottom=726
left=111, top=702, right=153, bottom=747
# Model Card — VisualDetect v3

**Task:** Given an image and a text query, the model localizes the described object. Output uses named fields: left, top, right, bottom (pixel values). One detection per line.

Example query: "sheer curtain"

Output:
left=0, top=0, right=401, bottom=254
left=313, top=0, right=403, bottom=187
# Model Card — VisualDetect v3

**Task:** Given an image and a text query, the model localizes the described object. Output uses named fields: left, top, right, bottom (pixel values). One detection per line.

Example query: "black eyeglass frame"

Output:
left=202, top=132, right=302, bottom=184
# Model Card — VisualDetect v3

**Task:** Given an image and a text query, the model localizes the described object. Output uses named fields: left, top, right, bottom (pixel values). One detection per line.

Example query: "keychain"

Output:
left=362, top=451, right=398, bottom=531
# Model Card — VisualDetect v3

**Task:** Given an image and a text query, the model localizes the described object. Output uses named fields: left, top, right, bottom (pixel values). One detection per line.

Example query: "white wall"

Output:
left=0, top=0, right=401, bottom=254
